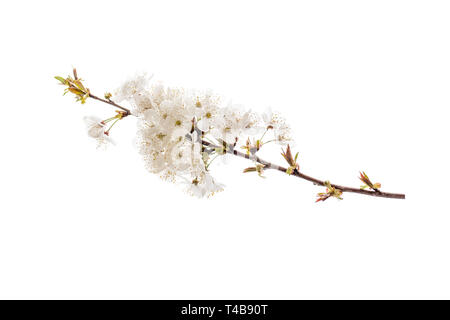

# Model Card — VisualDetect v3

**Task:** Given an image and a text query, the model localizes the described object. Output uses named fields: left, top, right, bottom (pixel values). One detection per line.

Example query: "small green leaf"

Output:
left=54, top=76, right=66, bottom=84
left=73, top=79, right=86, bottom=92
left=68, top=87, right=84, bottom=95
left=215, top=147, right=226, bottom=155
left=81, top=92, right=89, bottom=104
left=243, top=167, right=256, bottom=173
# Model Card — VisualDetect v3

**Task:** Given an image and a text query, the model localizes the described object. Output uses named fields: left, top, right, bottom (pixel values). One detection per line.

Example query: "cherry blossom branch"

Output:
left=200, top=140, right=405, bottom=200
left=56, top=68, right=405, bottom=200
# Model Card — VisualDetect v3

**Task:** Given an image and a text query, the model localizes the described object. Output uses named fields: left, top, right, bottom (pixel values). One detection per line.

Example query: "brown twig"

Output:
left=88, top=93, right=132, bottom=116
left=200, top=140, right=405, bottom=200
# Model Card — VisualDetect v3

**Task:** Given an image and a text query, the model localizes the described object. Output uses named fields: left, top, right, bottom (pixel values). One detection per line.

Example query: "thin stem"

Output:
left=259, top=128, right=269, bottom=141
left=205, top=153, right=220, bottom=170
left=88, top=93, right=132, bottom=116
left=102, top=116, right=119, bottom=124
left=260, top=139, right=277, bottom=146
left=105, top=118, right=121, bottom=134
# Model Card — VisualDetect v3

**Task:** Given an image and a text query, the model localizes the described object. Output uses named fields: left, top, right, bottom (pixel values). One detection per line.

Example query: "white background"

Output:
left=1, top=0, right=449, bottom=299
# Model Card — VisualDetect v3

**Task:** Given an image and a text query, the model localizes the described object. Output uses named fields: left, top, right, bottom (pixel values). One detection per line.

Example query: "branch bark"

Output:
left=201, top=140, right=405, bottom=200
left=88, top=93, right=132, bottom=116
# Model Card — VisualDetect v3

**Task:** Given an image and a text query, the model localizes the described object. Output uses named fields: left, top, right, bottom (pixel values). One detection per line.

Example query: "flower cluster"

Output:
left=111, top=75, right=292, bottom=197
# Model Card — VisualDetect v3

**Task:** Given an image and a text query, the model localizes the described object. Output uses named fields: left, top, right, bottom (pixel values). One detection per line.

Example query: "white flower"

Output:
left=196, top=112, right=215, bottom=131
left=261, top=108, right=274, bottom=129
left=194, top=93, right=220, bottom=131
left=114, top=73, right=153, bottom=115
left=260, top=108, right=292, bottom=145
left=210, top=107, right=256, bottom=144
left=181, top=173, right=224, bottom=198
left=83, top=116, right=114, bottom=145
left=203, top=173, right=225, bottom=195
left=84, top=116, right=104, bottom=138
left=114, top=73, right=151, bottom=103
